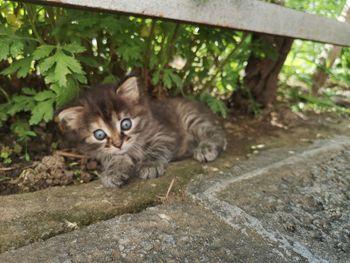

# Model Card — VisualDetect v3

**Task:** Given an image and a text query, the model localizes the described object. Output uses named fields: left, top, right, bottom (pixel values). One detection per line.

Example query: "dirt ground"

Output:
left=0, top=106, right=349, bottom=196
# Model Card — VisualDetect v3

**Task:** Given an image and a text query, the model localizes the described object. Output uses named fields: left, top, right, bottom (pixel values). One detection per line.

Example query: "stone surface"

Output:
left=0, top=203, right=290, bottom=263
left=0, top=161, right=202, bottom=253
left=37, top=0, right=350, bottom=46
left=188, top=136, right=350, bottom=263
left=1, top=111, right=350, bottom=262
left=1, top=136, right=349, bottom=262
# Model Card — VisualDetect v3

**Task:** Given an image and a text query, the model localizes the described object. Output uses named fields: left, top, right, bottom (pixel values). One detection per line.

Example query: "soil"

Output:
left=0, top=122, right=98, bottom=195
left=0, top=105, right=349, bottom=196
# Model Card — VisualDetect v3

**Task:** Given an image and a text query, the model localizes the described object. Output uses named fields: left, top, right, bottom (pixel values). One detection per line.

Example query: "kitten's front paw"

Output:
left=193, top=141, right=220, bottom=162
left=138, top=162, right=165, bottom=179
left=100, top=171, right=130, bottom=187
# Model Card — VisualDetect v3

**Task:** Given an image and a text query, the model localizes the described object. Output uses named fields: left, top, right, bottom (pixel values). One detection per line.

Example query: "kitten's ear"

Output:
left=56, top=106, right=84, bottom=131
left=116, top=76, right=140, bottom=101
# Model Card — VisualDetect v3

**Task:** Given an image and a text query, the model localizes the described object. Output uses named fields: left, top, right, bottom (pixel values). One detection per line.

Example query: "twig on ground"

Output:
left=55, top=150, right=87, bottom=159
left=0, top=167, right=17, bottom=172
left=157, top=178, right=176, bottom=201
left=165, top=178, right=175, bottom=200
left=0, top=164, right=33, bottom=173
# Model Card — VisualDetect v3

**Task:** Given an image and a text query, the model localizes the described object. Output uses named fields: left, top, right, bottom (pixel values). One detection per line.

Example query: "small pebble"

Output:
left=80, top=172, right=93, bottom=183
left=86, top=160, right=98, bottom=170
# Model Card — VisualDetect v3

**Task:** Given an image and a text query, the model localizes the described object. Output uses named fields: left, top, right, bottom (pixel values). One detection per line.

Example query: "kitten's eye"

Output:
left=120, top=118, right=132, bottom=131
left=93, top=129, right=107, bottom=140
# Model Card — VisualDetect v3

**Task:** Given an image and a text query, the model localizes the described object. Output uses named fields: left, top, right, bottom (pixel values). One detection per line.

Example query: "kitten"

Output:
left=57, top=76, right=227, bottom=187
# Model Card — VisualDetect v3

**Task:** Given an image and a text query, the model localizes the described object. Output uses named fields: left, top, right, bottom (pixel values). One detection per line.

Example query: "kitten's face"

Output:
left=57, top=77, right=148, bottom=157
left=84, top=111, right=141, bottom=155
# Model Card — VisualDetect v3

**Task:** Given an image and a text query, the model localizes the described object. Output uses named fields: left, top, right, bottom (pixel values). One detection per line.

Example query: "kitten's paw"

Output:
left=138, top=163, right=165, bottom=179
left=193, top=141, right=220, bottom=162
left=100, top=172, right=130, bottom=188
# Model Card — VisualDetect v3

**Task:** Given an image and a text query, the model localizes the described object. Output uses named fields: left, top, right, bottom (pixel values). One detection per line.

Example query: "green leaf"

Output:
left=5, top=13, right=23, bottom=30
left=162, top=69, right=182, bottom=89
left=40, top=50, right=85, bottom=87
left=102, top=74, right=118, bottom=84
left=33, top=45, right=55, bottom=60
left=163, top=69, right=172, bottom=89
left=43, top=68, right=55, bottom=85
left=22, top=87, right=37, bottom=96
left=8, top=95, right=35, bottom=115
left=10, top=41, right=24, bottom=57
left=74, top=73, right=88, bottom=84
left=51, top=77, right=79, bottom=107
left=55, top=60, right=73, bottom=87
left=17, top=57, right=33, bottom=78
left=62, top=42, right=86, bottom=54
left=199, top=91, right=227, bottom=118
left=29, top=99, right=55, bottom=125
left=79, top=56, right=100, bottom=68
left=55, top=51, right=84, bottom=86
left=0, top=40, right=10, bottom=61
left=151, top=70, right=161, bottom=85
left=0, top=103, right=10, bottom=126
left=34, top=90, right=56, bottom=101
left=168, top=72, right=183, bottom=88
left=117, top=43, right=143, bottom=63
left=39, top=55, right=57, bottom=73
left=1, top=56, right=33, bottom=78
left=11, top=119, right=36, bottom=140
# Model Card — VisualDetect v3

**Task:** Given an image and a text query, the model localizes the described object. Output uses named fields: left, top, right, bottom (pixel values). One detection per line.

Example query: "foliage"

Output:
left=330, top=48, right=350, bottom=87
left=284, top=0, right=346, bottom=17
left=281, top=0, right=349, bottom=85
left=0, top=1, right=255, bottom=130
left=0, top=146, right=13, bottom=165
left=285, top=85, right=350, bottom=114
left=0, top=0, right=349, bottom=144
left=276, top=0, right=350, bottom=113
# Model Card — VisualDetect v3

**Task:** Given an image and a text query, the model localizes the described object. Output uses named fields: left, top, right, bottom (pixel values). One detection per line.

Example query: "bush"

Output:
left=0, top=0, right=349, bottom=137
left=0, top=1, right=256, bottom=129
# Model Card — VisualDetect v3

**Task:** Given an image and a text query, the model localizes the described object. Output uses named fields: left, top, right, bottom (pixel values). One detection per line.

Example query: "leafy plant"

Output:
left=330, top=47, right=350, bottom=87
left=0, top=1, right=253, bottom=130
left=199, top=91, right=228, bottom=118
left=0, top=146, right=13, bottom=165
left=284, top=85, right=350, bottom=114
left=281, top=0, right=348, bottom=87
left=0, top=0, right=349, bottom=143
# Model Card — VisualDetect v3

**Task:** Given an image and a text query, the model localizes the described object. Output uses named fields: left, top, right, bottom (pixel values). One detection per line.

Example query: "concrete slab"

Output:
left=0, top=160, right=202, bottom=253
left=188, top=136, right=350, bottom=263
left=0, top=203, right=290, bottom=263
left=1, top=114, right=349, bottom=254
left=1, top=136, right=349, bottom=262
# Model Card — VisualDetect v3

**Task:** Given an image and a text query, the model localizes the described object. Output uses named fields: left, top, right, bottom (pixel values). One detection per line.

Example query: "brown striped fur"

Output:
left=57, top=77, right=226, bottom=187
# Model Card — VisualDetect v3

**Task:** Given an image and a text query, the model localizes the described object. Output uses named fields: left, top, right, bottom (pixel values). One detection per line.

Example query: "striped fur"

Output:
left=57, top=77, right=227, bottom=187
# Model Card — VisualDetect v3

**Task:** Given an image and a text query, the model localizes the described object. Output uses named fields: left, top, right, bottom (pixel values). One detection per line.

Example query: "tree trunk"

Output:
left=230, top=33, right=293, bottom=112
left=312, top=0, right=350, bottom=95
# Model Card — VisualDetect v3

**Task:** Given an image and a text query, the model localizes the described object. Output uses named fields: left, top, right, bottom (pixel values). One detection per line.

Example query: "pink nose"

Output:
left=112, top=141, right=123, bottom=149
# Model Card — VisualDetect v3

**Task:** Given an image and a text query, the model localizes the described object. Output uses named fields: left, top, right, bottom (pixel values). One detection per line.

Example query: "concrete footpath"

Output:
left=1, top=136, right=349, bottom=262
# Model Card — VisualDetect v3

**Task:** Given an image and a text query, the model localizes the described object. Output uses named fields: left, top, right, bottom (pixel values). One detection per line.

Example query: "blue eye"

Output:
left=121, top=118, right=132, bottom=131
left=93, top=129, right=107, bottom=140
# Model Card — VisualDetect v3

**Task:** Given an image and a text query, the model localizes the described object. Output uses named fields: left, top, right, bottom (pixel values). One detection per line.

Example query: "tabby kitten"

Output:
left=57, top=76, right=227, bottom=187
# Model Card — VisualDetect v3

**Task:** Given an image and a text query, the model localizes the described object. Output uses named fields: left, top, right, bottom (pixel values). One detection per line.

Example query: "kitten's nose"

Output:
left=111, top=133, right=123, bottom=149
left=112, top=141, right=123, bottom=149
